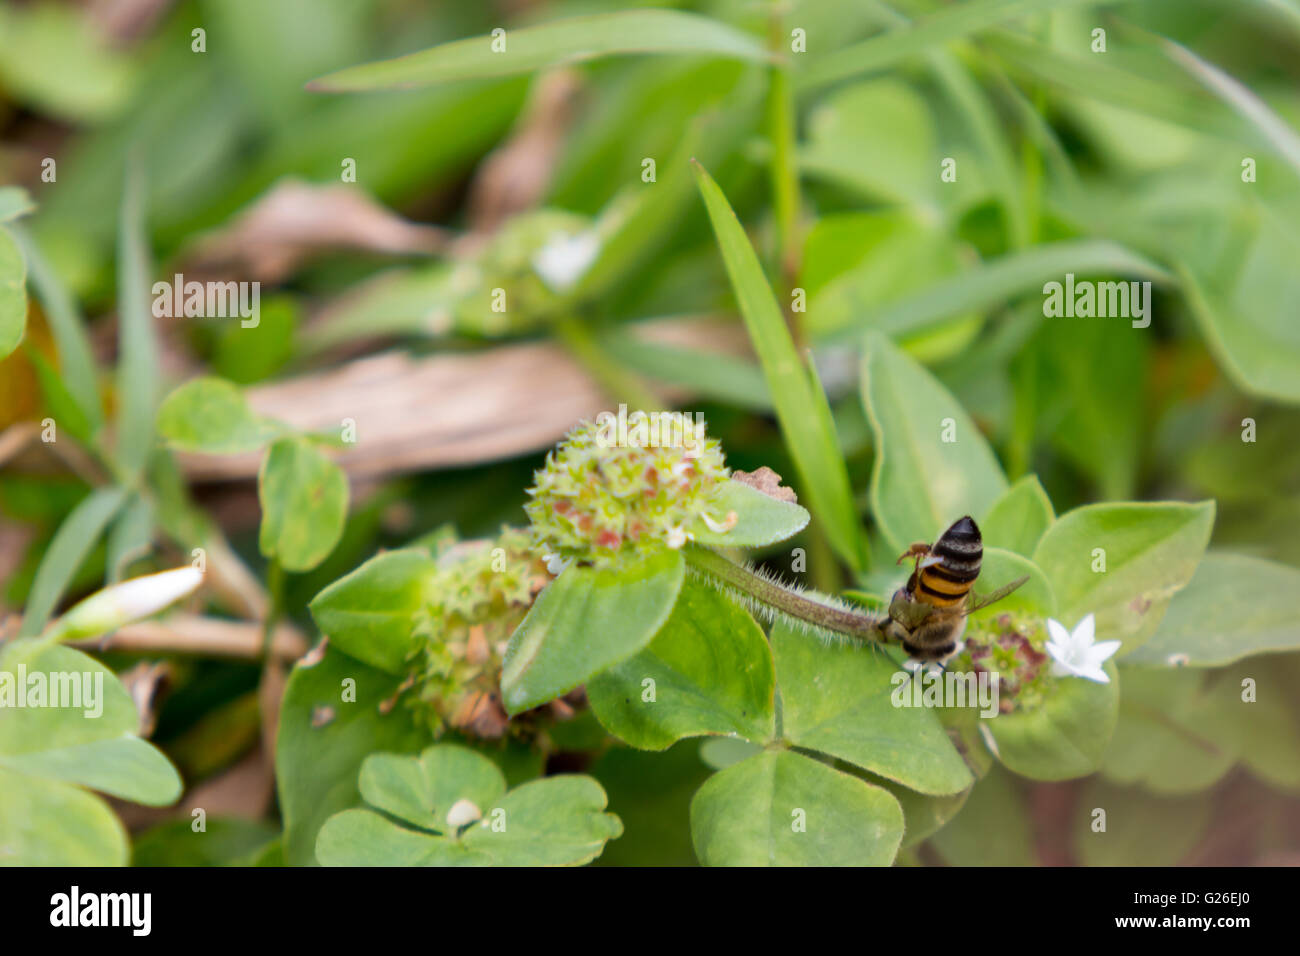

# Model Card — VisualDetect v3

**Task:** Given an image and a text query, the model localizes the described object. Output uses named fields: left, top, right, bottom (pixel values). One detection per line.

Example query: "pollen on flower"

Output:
left=525, top=416, right=730, bottom=566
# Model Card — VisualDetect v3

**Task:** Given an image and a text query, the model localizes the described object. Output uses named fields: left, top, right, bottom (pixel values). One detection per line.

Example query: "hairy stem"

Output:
left=684, top=544, right=883, bottom=640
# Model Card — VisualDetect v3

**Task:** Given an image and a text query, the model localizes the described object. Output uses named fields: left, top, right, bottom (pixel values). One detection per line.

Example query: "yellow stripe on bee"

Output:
left=919, top=570, right=971, bottom=596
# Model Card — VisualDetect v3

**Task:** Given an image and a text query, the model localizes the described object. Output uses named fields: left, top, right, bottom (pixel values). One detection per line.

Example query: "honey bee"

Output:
left=883, top=515, right=1027, bottom=665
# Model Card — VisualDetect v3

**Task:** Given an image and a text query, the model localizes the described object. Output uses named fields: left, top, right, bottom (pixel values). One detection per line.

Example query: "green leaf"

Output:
left=258, top=437, right=349, bottom=573
left=1100, top=667, right=1242, bottom=794
left=824, top=240, right=1172, bottom=346
left=861, top=331, right=1008, bottom=555
left=928, top=765, right=1034, bottom=865
left=689, top=749, right=904, bottom=866
left=1124, top=553, right=1300, bottom=668
left=358, top=746, right=505, bottom=833
left=0, top=769, right=127, bottom=866
left=1179, top=253, right=1300, bottom=404
left=973, top=547, right=1056, bottom=619
left=114, top=163, right=159, bottom=484
left=796, top=0, right=1134, bottom=91
left=691, top=478, right=810, bottom=548
left=799, top=80, right=938, bottom=207
left=106, top=493, right=153, bottom=583
left=772, top=621, right=973, bottom=795
left=275, top=643, right=425, bottom=865
left=0, top=186, right=34, bottom=223
left=157, top=377, right=281, bottom=454
left=10, top=226, right=102, bottom=433
left=309, top=10, right=769, bottom=92
left=586, top=576, right=775, bottom=749
left=980, top=474, right=1054, bottom=557
left=316, top=746, right=622, bottom=866
left=21, top=487, right=126, bottom=637
left=0, top=226, right=26, bottom=361
left=132, top=817, right=279, bottom=867
left=987, top=661, right=1119, bottom=781
left=308, top=549, right=438, bottom=674
left=1031, top=501, right=1215, bottom=654
left=0, top=640, right=181, bottom=804
left=25, top=345, right=94, bottom=446
left=500, top=549, right=684, bottom=715
left=1075, top=779, right=1212, bottom=866
left=693, top=160, right=865, bottom=569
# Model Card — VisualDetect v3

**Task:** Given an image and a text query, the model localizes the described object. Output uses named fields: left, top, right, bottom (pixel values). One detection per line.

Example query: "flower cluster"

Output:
left=406, top=527, right=552, bottom=737
left=524, top=416, right=731, bottom=569
left=950, top=610, right=1118, bottom=714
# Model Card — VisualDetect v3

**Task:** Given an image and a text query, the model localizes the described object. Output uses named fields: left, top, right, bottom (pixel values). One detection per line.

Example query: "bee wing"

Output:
left=964, top=575, right=1031, bottom=614
left=888, top=591, right=934, bottom=629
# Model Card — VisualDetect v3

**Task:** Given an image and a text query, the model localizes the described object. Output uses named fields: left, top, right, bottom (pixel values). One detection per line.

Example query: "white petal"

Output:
left=1086, top=640, right=1122, bottom=666
left=532, top=231, right=600, bottom=292
left=1046, top=618, right=1072, bottom=648
left=1071, top=613, right=1096, bottom=646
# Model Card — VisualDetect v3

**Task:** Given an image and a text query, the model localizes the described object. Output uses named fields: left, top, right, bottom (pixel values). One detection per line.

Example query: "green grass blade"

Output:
left=0, top=225, right=26, bottom=361
left=10, top=224, right=104, bottom=435
left=823, top=239, right=1173, bottom=345
left=20, top=487, right=127, bottom=637
left=1161, top=37, right=1300, bottom=179
left=113, top=161, right=159, bottom=486
left=692, top=160, right=866, bottom=570
left=796, top=0, right=1131, bottom=91
left=308, top=10, right=769, bottom=92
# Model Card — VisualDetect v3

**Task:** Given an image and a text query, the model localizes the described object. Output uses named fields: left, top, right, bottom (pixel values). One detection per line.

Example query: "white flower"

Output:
left=542, top=553, right=571, bottom=576
left=532, top=230, right=600, bottom=292
left=51, top=566, right=204, bottom=641
left=665, top=525, right=693, bottom=550
left=1045, top=613, right=1120, bottom=683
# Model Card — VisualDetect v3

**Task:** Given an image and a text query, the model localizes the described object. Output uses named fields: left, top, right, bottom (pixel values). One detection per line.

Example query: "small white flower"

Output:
left=543, top=553, right=571, bottom=576
left=1044, top=613, right=1120, bottom=683
left=532, top=230, right=600, bottom=292
left=665, top=524, right=693, bottom=550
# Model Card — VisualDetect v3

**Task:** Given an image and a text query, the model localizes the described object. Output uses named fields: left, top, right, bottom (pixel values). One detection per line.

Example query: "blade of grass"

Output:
left=308, top=10, right=770, bottom=92
left=0, top=225, right=26, bottom=360
left=106, top=492, right=154, bottom=583
left=11, top=224, right=104, bottom=436
left=1160, top=36, right=1300, bottom=179
left=114, top=160, right=159, bottom=487
left=20, top=486, right=127, bottom=637
left=692, top=160, right=866, bottom=570
left=822, top=239, right=1173, bottom=345
left=796, top=0, right=1131, bottom=91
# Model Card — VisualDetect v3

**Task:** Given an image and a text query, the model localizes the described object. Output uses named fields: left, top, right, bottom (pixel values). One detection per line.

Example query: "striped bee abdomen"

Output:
left=914, top=515, right=982, bottom=609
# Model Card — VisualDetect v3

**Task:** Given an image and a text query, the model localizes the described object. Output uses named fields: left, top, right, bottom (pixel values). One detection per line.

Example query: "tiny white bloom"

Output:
left=665, top=524, right=692, bottom=550
left=1044, top=613, right=1120, bottom=683
left=543, top=553, right=571, bottom=576
left=532, top=230, right=600, bottom=292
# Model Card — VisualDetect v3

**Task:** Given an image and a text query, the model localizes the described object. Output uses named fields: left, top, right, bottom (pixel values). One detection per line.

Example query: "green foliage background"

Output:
left=2, top=0, right=1299, bottom=866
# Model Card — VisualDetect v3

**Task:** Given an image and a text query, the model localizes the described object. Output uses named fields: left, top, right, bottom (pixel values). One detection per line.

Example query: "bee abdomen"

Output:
left=917, top=516, right=982, bottom=607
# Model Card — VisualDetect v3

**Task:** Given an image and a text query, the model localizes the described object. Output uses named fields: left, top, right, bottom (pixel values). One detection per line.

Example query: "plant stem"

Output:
left=684, top=544, right=882, bottom=640
left=554, top=314, right=662, bottom=412
left=260, top=558, right=284, bottom=660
